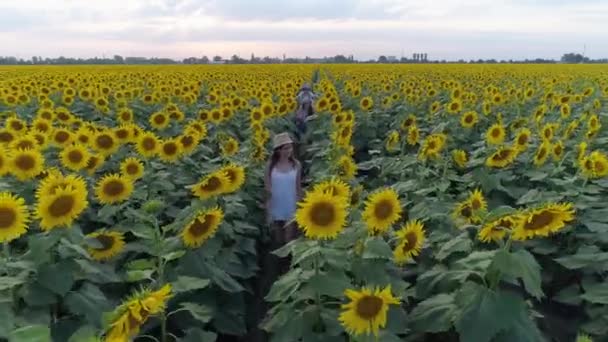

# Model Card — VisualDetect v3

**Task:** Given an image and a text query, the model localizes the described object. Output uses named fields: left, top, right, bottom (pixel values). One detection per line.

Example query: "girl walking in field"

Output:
left=264, top=132, right=302, bottom=249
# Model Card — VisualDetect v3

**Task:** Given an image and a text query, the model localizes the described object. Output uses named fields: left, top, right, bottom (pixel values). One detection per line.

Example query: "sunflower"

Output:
left=533, top=140, right=551, bottom=167
left=9, top=148, right=44, bottom=181
left=361, top=188, right=402, bottom=234
left=577, top=141, right=588, bottom=164
left=219, top=164, right=246, bottom=193
left=560, top=104, right=571, bottom=119
left=486, top=146, right=518, bottom=168
left=407, top=125, right=419, bottom=145
left=511, top=203, right=575, bottom=241
left=393, top=219, right=425, bottom=265
left=541, top=124, right=554, bottom=141
left=35, top=186, right=88, bottom=230
left=0, top=192, right=29, bottom=243
left=114, top=125, right=132, bottom=144
left=337, top=155, right=357, bottom=181
left=385, top=131, right=400, bottom=152
left=158, top=139, right=182, bottom=163
left=452, top=149, right=468, bottom=168
left=117, top=108, right=134, bottom=124
left=478, top=215, right=515, bottom=243
left=468, top=188, right=487, bottom=211
left=400, top=115, right=416, bottom=131
left=191, top=171, right=230, bottom=199
left=120, top=157, right=144, bottom=180
left=86, top=231, right=125, bottom=261
left=359, top=96, right=373, bottom=111
left=418, top=133, right=447, bottom=160
left=0, top=147, right=9, bottom=176
left=36, top=172, right=87, bottom=200
left=92, top=131, right=119, bottom=156
left=5, top=117, right=26, bottom=133
left=452, top=200, right=480, bottom=226
left=105, top=285, right=172, bottom=341
left=51, top=127, right=74, bottom=147
left=60, top=144, right=90, bottom=171
left=136, top=132, right=159, bottom=158
left=9, top=134, right=38, bottom=151
left=313, top=178, right=351, bottom=200
left=582, top=151, right=608, bottom=178
left=32, top=118, right=52, bottom=134
left=552, top=140, right=565, bottom=161
left=84, top=154, right=105, bottom=175
left=181, top=207, right=224, bottom=248
left=460, top=111, right=478, bottom=128
left=446, top=100, right=462, bottom=114
left=339, top=285, right=400, bottom=337
left=149, top=111, right=169, bottom=130
left=95, top=174, right=134, bottom=204
left=220, top=137, right=239, bottom=157
left=486, top=123, right=505, bottom=145
left=295, top=190, right=348, bottom=240
left=514, top=128, right=531, bottom=151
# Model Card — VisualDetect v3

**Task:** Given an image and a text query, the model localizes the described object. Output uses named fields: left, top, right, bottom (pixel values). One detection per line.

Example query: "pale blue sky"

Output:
left=1, top=0, right=607, bottom=60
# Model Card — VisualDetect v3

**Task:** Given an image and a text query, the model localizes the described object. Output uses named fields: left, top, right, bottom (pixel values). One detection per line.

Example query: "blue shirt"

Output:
left=270, top=167, right=298, bottom=221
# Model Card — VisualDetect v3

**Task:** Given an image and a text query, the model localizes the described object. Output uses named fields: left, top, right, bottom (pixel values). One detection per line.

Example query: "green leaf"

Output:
left=362, top=237, right=392, bottom=260
left=163, top=250, right=186, bottom=261
left=436, top=233, right=472, bottom=261
left=554, top=248, right=608, bottom=270
left=180, top=303, right=214, bottom=323
left=266, top=269, right=303, bottom=302
left=37, top=262, right=74, bottom=296
left=409, top=293, right=456, bottom=333
left=516, top=189, right=541, bottom=205
left=9, top=325, right=51, bottom=342
left=0, top=277, right=26, bottom=291
left=553, top=285, right=582, bottom=305
left=64, top=284, right=112, bottom=327
left=67, top=326, right=98, bottom=342
left=491, top=249, right=543, bottom=299
left=23, top=282, right=57, bottom=306
left=306, top=270, right=351, bottom=298
left=126, top=269, right=155, bottom=282
left=97, top=204, right=121, bottom=222
left=182, top=328, right=217, bottom=342
left=0, top=301, right=14, bottom=338
left=172, top=276, right=211, bottom=293
left=581, top=283, right=608, bottom=304
left=455, top=282, right=527, bottom=342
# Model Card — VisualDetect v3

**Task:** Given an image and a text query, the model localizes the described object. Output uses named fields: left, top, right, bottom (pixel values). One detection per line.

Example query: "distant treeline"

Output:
left=0, top=53, right=605, bottom=65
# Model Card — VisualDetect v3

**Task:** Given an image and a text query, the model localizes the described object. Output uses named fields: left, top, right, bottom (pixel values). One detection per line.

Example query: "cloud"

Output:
left=1, top=0, right=607, bottom=60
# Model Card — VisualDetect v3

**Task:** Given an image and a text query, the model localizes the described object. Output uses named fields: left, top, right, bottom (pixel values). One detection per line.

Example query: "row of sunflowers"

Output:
left=0, top=64, right=607, bottom=342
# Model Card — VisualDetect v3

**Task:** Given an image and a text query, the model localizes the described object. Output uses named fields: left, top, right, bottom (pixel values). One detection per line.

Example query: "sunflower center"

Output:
left=355, top=295, right=383, bottom=320
left=55, top=131, right=70, bottom=143
left=11, top=121, right=24, bottom=130
left=0, top=208, right=17, bottom=229
left=126, top=163, right=140, bottom=175
left=460, top=205, right=472, bottom=218
left=493, top=149, right=512, bottom=161
left=96, top=135, right=114, bottom=149
left=428, top=141, right=437, bottom=150
left=94, top=235, right=115, bottom=251
left=491, top=128, right=501, bottom=138
left=225, top=170, right=236, bottom=183
left=189, top=215, right=213, bottom=237
left=465, top=115, right=473, bottom=123
left=201, top=176, right=221, bottom=192
left=68, top=150, right=83, bottom=163
left=181, top=136, right=194, bottom=147
left=163, top=142, right=178, bottom=155
left=49, top=195, right=75, bottom=217
left=471, top=198, right=482, bottom=210
left=103, top=180, right=125, bottom=197
left=142, top=138, right=156, bottom=151
left=554, top=145, right=563, bottom=156
left=402, top=232, right=417, bottom=252
left=309, top=201, right=336, bottom=227
left=595, top=161, right=606, bottom=173
left=523, top=210, right=556, bottom=231
left=517, top=134, right=528, bottom=145
left=374, top=200, right=394, bottom=220
left=154, top=115, right=166, bottom=124
left=537, top=148, right=547, bottom=160
left=116, top=129, right=129, bottom=139
left=15, top=155, right=35, bottom=171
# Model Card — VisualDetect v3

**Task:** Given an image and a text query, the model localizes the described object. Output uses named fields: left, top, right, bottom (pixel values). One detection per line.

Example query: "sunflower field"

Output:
left=0, top=64, right=607, bottom=342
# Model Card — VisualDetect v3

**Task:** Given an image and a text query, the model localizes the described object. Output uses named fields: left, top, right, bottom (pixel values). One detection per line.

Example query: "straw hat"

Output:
left=273, top=132, right=293, bottom=149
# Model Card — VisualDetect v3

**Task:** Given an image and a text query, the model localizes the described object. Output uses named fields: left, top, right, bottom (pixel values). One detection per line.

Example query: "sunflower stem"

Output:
left=3, top=243, right=13, bottom=305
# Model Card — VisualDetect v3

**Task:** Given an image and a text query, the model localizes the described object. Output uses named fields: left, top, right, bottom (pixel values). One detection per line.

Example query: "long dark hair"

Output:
left=268, top=144, right=297, bottom=174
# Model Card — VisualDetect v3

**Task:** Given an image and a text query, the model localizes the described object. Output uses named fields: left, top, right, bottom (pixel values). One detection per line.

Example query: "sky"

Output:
left=1, top=0, right=607, bottom=61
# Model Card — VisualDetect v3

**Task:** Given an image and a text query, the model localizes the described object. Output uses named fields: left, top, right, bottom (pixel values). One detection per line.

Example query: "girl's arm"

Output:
left=296, top=161, right=303, bottom=200
left=264, top=162, right=273, bottom=224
